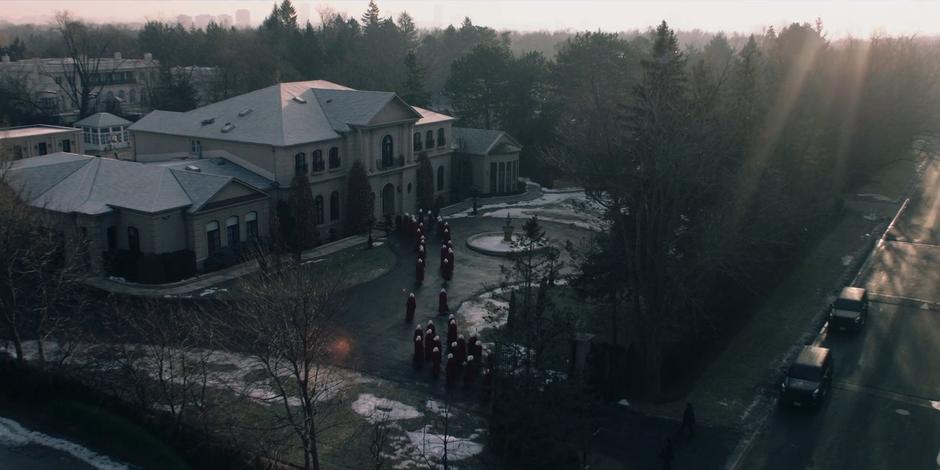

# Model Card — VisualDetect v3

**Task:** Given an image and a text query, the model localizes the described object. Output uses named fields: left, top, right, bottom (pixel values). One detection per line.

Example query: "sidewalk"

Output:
left=85, top=233, right=378, bottom=297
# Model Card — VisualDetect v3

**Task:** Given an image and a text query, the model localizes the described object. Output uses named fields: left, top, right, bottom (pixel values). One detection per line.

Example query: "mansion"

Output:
left=4, top=80, right=521, bottom=278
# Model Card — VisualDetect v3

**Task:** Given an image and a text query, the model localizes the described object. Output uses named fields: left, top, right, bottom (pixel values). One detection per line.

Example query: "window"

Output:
left=312, top=150, right=324, bottom=172
left=226, top=216, right=240, bottom=245
left=129, top=88, right=137, bottom=104
left=314, top=195, right=324, bottom=225
left=106, top=226, right=117, bottom=251
left=123, top=130, right=129, bottom=142
left=36, top=142, right=47, bottom=156
left=437, top=166, right=445, bottom=191
left=328, top=147, right=340, bottom=169
left=62, top=139, right=71, bottom=153
left=191, top=139, right=202, bottom=156
left=407, top=182, right=412, bottom=194
left=498, top=161, right=506, bottom=193
left=413, top=132, right=422, bottom=151
left=127, top=226, right=140, bottom=253
left=437, top=128, right=446, bottom=146
left=93, top=132, right=100, bottom=145
left=425, top=130, right=434, bottom=149
left=246, top=212, right=258, bottom=240
left=330, top=191, right=340, bottom=221
left=206, top=221, right=220, bottom=254
left=294, top=152, right=307, bottom=176
left=381, top=135, right=394, bottom=167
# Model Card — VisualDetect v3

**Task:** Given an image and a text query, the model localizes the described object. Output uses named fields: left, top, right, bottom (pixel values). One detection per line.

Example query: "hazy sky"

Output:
left=2, top=0, right=940, bottom=37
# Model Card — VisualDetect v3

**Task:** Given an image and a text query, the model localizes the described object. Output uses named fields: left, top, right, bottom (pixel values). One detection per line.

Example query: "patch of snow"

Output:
left=406, top=425, right=484, bottom=462
left=455, top=289, right=509, bottom=335
left=841, top=255, right=854, bottom=267
left=931, top=400, right=940, bottom=411
left=617, top=399, right=630, bottom=407
left=425, top=399, right=452, bottom=418
left=447, top=190, right=607, bottom=232
left=352, top=394, right=423, bottom=424
left=302, top=258, right=327, bottom=266
left=895, top=408, right=911, bottom=416
left=0, top=416, right=128, bottom=470
left=373, top=241, right=385, bottom=247
left=856, top=193, right=895, bottom=202
left=863, top=212, right=879, bottom=221
left=107, top=276, right=126, bottom=283
left=199, top=287, right=228, bottom=297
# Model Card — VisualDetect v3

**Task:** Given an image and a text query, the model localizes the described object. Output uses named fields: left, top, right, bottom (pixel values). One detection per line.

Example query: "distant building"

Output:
left=0, top=52, right=160, bottom=123
left=217, top=14, right=233, bottom=29
left=0, top=124, right=83, bottom=160
left=194, top=14, right=214, bottom=30
left=74, top=112, right=133, bottom=159
left=176, top=14, right=193, bottom=29
left=452, top=128, right=523, bottom=199
left=235, top=9, right=251, bottom=28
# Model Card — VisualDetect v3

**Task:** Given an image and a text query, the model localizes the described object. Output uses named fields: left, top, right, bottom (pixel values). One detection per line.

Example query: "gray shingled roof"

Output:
left=453, top=127, right=522, bottom=156
left=130, top=80, right=425, bottom=147
left=155, top=157, right=274, bottom=191
left=74, top=112, right=132, bottom=129
left=5, top=153, right=267, bottom=215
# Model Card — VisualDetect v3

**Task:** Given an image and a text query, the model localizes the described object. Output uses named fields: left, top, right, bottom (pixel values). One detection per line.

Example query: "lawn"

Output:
left=303, top=241, right=397, bottom=288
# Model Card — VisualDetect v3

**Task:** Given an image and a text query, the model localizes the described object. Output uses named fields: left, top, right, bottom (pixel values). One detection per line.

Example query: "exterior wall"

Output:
left=189, top=197, right=270, bottom=265
left=0, top=128, right=83, bottom=159
left=429, top=153, right=452, bottom=205
left=133, top=131, right=275, bottom=177
left=118, top=209, right=159, bottom=253
left=151, top=209, right=188, bottom=253
left=279, top=138, right=345, bottom=187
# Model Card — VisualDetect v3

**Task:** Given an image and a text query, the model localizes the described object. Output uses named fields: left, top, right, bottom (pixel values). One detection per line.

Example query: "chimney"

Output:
left=113, top=51, right=122, bottom=60
left=143, top=52, right=153, bottom=61
left=1, top=55, right=10, bottom=63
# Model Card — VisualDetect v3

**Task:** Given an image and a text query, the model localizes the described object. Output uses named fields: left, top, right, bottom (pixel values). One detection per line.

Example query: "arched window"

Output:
left=225, top=216, right=240, bottom=245
left=129, top=88, right=137, bottom=104
left=206, top=221, right=220, bottom=253
left=314, top=195, right=324, bottom=225
left=413, top=132, right=422, bottom=151
left=246, top=212, right=258, bottom=240
left=328, top=147, right=340, bottom=169
left=437, top=166, right=445, bottom=191
left=330, top=191, right=340, bottom=221
left=117, top=89, right=126, bottom=101
left=294, top=152, right=307, bottom=176
left=312, top=149, right=324, bottom=172
left=381, top=135, right=394, bottom=167
left=425, top=130, right=434, bottom=149
left=127, top=226, right=140, bottom=253
left=437, top=128, right=446, bottom=146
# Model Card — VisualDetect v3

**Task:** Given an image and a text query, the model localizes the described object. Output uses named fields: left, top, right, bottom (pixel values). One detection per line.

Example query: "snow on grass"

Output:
left=424, top=399, right=452, bottom=418
left=0, top=416, right=129, bottom=470
left=405, top=425, right=484, bottom=462
left=454, top=289, right=509, bottom=336
left=198, top=287, right=228, bottom=297
left=351, top=394, right=423, bottom=424
left=447, top=189, right=607, bottom=232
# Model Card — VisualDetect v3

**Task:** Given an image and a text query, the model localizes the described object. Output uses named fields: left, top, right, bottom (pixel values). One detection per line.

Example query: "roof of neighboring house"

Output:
left=4, top=153, right=267, bottom=216
left=129, top=80, right=443, bottom=147
left=414, top=106, right=454, bottom=126
left=453, top=127, right=522, bottom=156
left=74, top=112, right=132, bottom=129
left=0, top=125, right=80, bottom=140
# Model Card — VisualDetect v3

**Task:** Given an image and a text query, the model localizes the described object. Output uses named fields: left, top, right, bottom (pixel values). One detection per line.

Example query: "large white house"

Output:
left=0, top=52, right=160, bottom=123
left=4, top=79, right=521, bottom=280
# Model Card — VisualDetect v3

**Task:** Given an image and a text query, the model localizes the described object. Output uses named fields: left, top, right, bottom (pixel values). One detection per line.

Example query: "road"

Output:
left=740, top=159, right=940, bottom=470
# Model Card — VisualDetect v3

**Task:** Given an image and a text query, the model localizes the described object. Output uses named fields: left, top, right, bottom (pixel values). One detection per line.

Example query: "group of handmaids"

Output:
left=403, top=209, right=455, bottom=283
left=408, top=310, right=494, bottom=392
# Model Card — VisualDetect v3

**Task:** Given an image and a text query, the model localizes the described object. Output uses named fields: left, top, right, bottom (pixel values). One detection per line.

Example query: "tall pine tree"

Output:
left=400, top=51, right=430, bottom=107
left=345, top=160, right=373, bottom=234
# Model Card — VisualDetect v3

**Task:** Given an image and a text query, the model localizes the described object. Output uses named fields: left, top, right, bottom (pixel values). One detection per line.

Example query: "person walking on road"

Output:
left=658, top=438, right=674, bottom=470
left=678, top=402, right=696, bottom=439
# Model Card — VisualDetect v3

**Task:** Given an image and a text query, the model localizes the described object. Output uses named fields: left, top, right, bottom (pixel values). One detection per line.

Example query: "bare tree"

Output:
left=223, top=255, right=348, bottom=470
left=0, top=158, right=88, bottom=365
left=48, top=12, right=120, bottom=119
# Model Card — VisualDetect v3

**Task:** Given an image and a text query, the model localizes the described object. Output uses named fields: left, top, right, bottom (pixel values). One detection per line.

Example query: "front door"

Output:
left=62, top=139, right=71, bottom=153
left=382, top=183, right=395, bottom=216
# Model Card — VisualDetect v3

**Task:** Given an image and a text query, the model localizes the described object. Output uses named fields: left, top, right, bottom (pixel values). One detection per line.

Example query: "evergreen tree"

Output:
left=288, top=175, right=320, bottom=256
left=397, top=12, right=418, bottom=50
left=345, top=160, right=373, bottom=234
left=444, top=44, right=512, bottom=128
left=400, top=51, right=430, bottom=107
left=415, top=155, right=434, bottom=210
left=361, top=1, right=381, bottom=30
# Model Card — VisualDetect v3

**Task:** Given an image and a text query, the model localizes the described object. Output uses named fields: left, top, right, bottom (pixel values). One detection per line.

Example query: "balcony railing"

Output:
left=376, top=155, right=406, bottom=171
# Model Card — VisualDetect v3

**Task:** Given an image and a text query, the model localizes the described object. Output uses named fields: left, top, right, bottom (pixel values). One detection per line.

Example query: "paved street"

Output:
left=741, top=159, right=940, bottom=470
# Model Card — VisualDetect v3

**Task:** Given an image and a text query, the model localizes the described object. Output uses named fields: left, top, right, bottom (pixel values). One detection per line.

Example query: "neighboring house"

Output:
left=171, top=65, right=219, bottom=106
left=74, top=112, right=133, bottom=159
left=130, top=79, right=493, bottom=240
left=0, top=124, right=83, bottom=160
left=452, top=127, right=523, bottom=199
left=3, top=152, right=270, bottom=273
left=0, top=52, right=159, bottom=123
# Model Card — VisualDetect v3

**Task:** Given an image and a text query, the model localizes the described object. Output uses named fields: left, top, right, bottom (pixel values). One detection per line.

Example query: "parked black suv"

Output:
left=829, top=287, right=869, bottom=332
left=781, top=346, right=833, bottom=408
